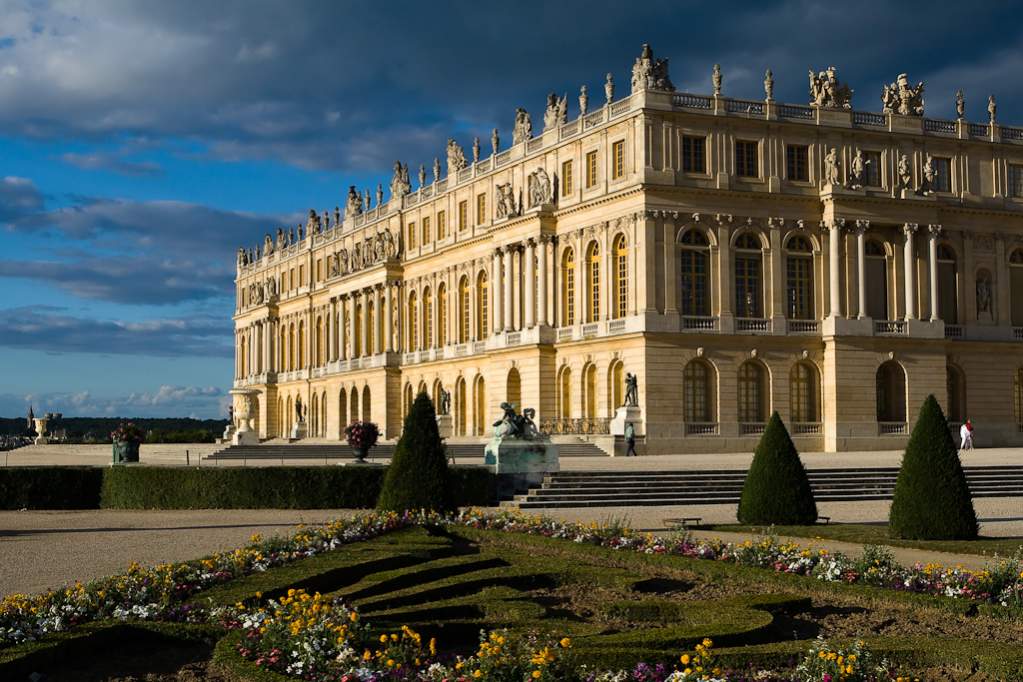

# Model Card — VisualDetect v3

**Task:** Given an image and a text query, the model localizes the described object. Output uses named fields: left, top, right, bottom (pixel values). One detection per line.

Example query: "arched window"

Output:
left=947, top=363, right=966, bottom=423
left=279, top=327, right=286, bottom=372
left=338, top=389, right=348, bottom=437
left=362, top=385, right=371, bottom=423
left=612, top=235, right=628, bottom=319
left=607, top=360, right=624, bottom=415
left=683, top=359, right=716, bottom=424
left=875, top=361, right=907, bottom=423
left=562, top=248, right=576, bottom=325
left=315, top=316, right=323, bottom=366
left=473, top=375, right=486, bottom=436
left=367, top=301, right=376, bottom=356
left=507, top=367, right=521, bottom=408
left=239, top=336, right=246, bottom=377
left=1010, top=250, right=1023, bottom=326
left=285, top=396, right=293, bottom=437
left=865, top=240, right=889, bottom=319
left=311, top=393, right=319, bottom=437
left=407, top=291, right=418, bottom=352
left=455, top=377, right=467, bottom=436
left=937, top=244, right=958, bottom=323
left=790, top=362, right=821, bottom=423
left=737, top=360, right=767, bottom=424
left=458, top=276, right=470, bottom=343
left=350, top=387, right=359, bottom=425
left=403, top=383, right=413, bottom=418
left=476, top=272, right=489, bottom=339
left=558, top=366, right=572, bottom=420
left=585, top=241, right=601, bottom=323
left=422, top=287, right=433, bottom=350
left=437, top=283, right=447, bottom=347
left=680, top=229, right=710, bottom=316
left=583, top=363, right=597, bottom=419
left=785, top=236, right=814, bottom=320
left=297, top=321, right=305, bottom=368
left=277, top=397, right=284, bottom=437
left=408, top=221, right=417, bottom=250
left=432, top=379, right=442, bottom=410
left=320, top=391, right=327, bottom=438
left=418, top=380, right=428, bottom=397
left=288, top=323, right=296, bottom=371
left=734, top=233, right=763, bottom=318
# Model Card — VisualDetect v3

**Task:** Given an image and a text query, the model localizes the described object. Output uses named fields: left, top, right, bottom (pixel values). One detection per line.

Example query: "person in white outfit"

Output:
left=959, top=419, right=974, bottom=452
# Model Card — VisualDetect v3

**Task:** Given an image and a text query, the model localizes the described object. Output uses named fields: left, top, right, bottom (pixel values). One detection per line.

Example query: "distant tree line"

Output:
left=0, top=417, right=229, bottom=444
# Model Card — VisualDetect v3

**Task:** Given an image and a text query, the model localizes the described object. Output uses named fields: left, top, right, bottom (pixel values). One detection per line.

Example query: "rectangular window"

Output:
left=585, top=150, right=598, bottom=188
left=458, top=200, right=468, bottom=230
left=422, top=216, right=431, bottom=243
left=785, top=144, right=809, bottom=182
left=864, top=151, right=882, bottom=187
left=316, top=259, right=322, bottom=282
left=682, top=136, right=706, bottom=173
left=298, top=264, right=305, bottom=286
left=611, top=140, right=625, bottom=179
left=1011, top=165, right=1023, bottom=198
left=408, top=222, right=416, bottom=249
left=735, top=140, right=759, bottom=178
left=932, top=157, right=952, bottom=193
left=289, top=268, right=294, bottom=290
left=437, top=210, right=447, bottom=240
left=476, top=193, right=486, bottom=225
left=561, top=160, right=573, bottom=195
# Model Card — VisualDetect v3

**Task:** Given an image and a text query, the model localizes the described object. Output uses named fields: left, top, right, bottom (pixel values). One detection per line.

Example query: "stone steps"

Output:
left=205, top=441, right=606, bottom=461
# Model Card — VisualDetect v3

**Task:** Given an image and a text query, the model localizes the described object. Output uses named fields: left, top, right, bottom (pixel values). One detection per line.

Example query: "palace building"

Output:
left=231, top=45, right=1023, bottom=454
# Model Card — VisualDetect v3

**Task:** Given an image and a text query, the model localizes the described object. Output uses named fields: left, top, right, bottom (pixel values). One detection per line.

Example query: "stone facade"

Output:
left=232, top=46, right=1023, bottom=453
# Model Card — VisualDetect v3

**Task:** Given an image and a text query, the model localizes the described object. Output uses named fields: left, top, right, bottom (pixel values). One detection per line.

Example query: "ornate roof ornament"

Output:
left=808, top=66, right=853, bottom=109
left=345, top=186, right=361, bottom=217
left=881, top=73, right=924, bottom=116
left=389, top=161, right=411, bottom=198
left=446, top=138, right=467, bottom=174
left=543, top=92, right=568, bottom=131
left=711, top=63, right=722, bottom=96
left=631, top=43, right=674, bottom=94
left=512, top=107, right=532, bottom=145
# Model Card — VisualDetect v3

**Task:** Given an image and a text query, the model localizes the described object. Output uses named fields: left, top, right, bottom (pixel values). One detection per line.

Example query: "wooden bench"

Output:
left=818, top=516, right=831, bottom=525
left=663, top=516, right=703, bottom=529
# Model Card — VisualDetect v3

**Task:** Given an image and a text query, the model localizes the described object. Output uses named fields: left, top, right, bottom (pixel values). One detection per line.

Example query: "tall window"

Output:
left=790, top=362, right=820, bottom=423
left=683, top=360, right=715, bottom=423
left=1010, top=165, right=1023, bottom=198
left=608, top=361, right=624, bottom=414
left=473, top=376, right=486, bottom=436
left=408, top=221, right=417, bottom=249
left=506, top=368, right=521, bottom=409
left=437, top=210, right=447, bottom=240
left=864, top=150, right=883, bottom=187
left=735, top=140, right=759, bottom=178
left=458, top=276, right=470, bottom=343
left=585, top=150, right=598, bottom=188
left=611, top=140, right=625, bottom=179
left=680, top=229, right=710, bottom=316
left=476, top=272, right=489, bottom=339
left=422, top=287, right=433, bottom=350
left=476, top=193, right=486, bottom=225
left=562, top=248, right=576, bottom=325
left=422, top=216, right=431, bottom=244
left=437, top=284, right=447, bottom=347
left=585, top=241, right=600, bottom=323
left=365, top=301, right=375, bottom=355
left=558, top=367, right=572, bottom=419
left=932, top=157, right=952, bottom=193
left=786, top=235, right=814, bottom=319
left=785, top=144, right=809, bottom=181
left=297, top=321, right=305, bottom=368
left=737, top=361, right=767, bottom=423
left=458, top=200, right=468, bottom=231
left=865, top=240, right=889, bottom=319
left=584, top=363, right=597, bottom=419
left=937, top=244, right=958, bottom=323
left=561, top=160, right=573, bottom=195
left=682, top=136, right=706, bottom=173
left=407, top=292, right=417, bottom=351
left=734, top=232, right=763, bottom=318
left=876, top=361, right=907, bottom=423
left=947, top=364, right=966, bottom=423
left=315, top=316, right=323, bottom=365
left=612, top=235, right=628, bottom=319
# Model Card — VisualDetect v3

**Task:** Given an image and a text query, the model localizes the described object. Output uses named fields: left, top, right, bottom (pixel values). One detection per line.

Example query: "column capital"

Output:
left=903, top=222, right=919, bottom=236
left=853, top=219, right=870, bottom=233
left=928, top=223, right=943, bottom=237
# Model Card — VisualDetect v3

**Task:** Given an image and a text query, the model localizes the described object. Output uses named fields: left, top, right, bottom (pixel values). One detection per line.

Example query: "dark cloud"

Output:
left=0, top=176, right=44, bottom=223
left=0, top=306, right=232, bottom=357
left=61, top=152, right=163, bottom=177
left=0, top=385, right=227, bottom=419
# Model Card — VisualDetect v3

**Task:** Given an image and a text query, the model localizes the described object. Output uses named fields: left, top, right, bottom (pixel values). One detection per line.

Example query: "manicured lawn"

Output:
left=709, top=523, right=1023, bottom=558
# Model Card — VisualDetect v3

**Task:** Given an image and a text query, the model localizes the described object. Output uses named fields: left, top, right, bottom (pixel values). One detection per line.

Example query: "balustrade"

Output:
left=539, top=416, right=610, bottom=436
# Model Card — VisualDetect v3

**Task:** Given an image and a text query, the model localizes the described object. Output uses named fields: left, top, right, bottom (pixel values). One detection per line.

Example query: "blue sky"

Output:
left=2, top=0, right=1022, bottom=418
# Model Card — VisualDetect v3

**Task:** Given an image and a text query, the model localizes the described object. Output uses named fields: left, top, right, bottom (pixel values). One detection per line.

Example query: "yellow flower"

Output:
left=532, top=671, right=542, bottom=679
left=680, top=654, right=691, bottom=664
left=560, top=637, right=571, bottom=649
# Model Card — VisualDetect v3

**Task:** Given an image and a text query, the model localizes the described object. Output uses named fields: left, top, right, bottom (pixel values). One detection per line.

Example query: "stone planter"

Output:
left=112, top=440, right=140, bottom=464
left=352, top=446, right=369, bottom=463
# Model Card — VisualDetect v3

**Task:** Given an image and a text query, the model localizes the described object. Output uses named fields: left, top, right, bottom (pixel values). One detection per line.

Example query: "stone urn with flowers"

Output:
left=110, top=422, right=145, bottom=464
left=344, top=421, right=379, bottom=463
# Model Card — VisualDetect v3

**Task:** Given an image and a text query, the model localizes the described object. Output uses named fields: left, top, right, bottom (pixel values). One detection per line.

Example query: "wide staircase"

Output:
left=507, top=465, right=1023, bottom=509
left=205, top=438, right=606, bottom=462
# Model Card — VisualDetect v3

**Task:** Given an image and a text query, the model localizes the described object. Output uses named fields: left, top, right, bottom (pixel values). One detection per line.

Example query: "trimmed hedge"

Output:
left=737, top=412, right=817, bottom=525
left=0, top=465, right=495, bottom=510
left=377, top=392, right=451, bottom=512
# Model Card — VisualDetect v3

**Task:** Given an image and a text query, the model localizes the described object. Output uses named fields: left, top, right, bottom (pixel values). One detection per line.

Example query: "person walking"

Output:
left=959, top=419, right=974, bottom=452
left=624, top=422, right=637, bottom=457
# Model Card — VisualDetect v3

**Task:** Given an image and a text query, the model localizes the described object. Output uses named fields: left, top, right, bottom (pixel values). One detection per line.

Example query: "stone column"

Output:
left=384, top=283, right=393, bottom=352
left=349, top=294, right=358, bottom=357
left=928, top=224, right=942, bottom=321
left=828, top=219, right=843, bottom=318
left=537, top=237, right=549, bottom=326
left=503, top=246, right=515, bottom=332
left=492, top=249, right=503, bottom=334
left=903, top=223, right=918, bottom=320
left=855, top=221, right=869, bottom=319
left=525, top=239, right=536, bottom=328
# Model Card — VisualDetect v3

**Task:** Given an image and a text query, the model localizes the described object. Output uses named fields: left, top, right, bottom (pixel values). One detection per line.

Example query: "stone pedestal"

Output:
left=222, top=424, right=236, bottom=442
left=33, top=417, right=49, bottom=445
left=229, top=388, right=260, bottom=445
left=610, top=406, right=644, bottom=436
left=436, top=414, right=453, bottom=439
left=485, top=437, right=560, bottom=498
left=289, top=422, right=308, bottom=441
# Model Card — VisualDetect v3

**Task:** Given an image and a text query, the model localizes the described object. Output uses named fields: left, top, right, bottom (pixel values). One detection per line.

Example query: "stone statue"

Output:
left=328, top=253, right=339, bottom=277
left=631, top=43, right=674, bottom=93
left=295, top=397, right=304, bottom=423
left=521, top=408, right=541, bottom=440
left=513, top=107, right=532, bottom=145
left=433, top=157, right=441, bottom=183
left=919, top=154, right=937, bottom=195
left=364, top=189, right=372, bottom=210
left=493, top=401, right=523, bottom=439
left=334, top=206, right=340, bottom=227
left=624, top=373, right=639, bottom=407
left=374, top=232, right=386, bottom=262
left=988, top=95, right=997, bottom=123
left=338, top=248, right=349, bottom=275
left=263, top=233, right=273, bottom=256
left=808, top=66, right=853, bottom=109
left=472, top=136, right=480, bottom=164
left=604, top=72, right=614, bottom=105
left=447, top=138, right=467, bottom=174
left=385, top=230, right=397, bottom=258
left=495, top=182, right=518, bottom=219
left=897, top=153, right=912, bottom=192
left=439, top=387, right=451, bottom=416
left=764, top=69, right=774, bottom=101
left=491, top=127, right=499, bottom=155
left=306, top=209, right=319, bottom=236
left=345, top=186, right=361, bottom=217
left=955, top=89, right=965, bottom=119
left=389, top=161, right=411, bottom=198
left=579, top=84, right=588, bottom=116
left=528, top=167, right=552, bottom=207
left=848, top=149, right=867, bottom=190
left=977, top=274, right=992, bottom=318
left=265, top=276, right=277, bottom=300
left=237, top=247, right=247, bottom=267
left=543, top=92, right=568, bottom=131
left=712, top=63, right=722, bottom=96
left=275, top=227, right=285, bottom=250
left=823, top=147, right=840, bottom=186
left=418, top=164, right=426, bottom=189
left=376, top=184, right=384, bottom=207
left=882, top=73, right=924, bottom=116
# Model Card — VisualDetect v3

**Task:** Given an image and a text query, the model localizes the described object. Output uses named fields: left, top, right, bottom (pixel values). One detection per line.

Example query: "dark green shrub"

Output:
left=737, top=412, right=817, bottom=525
left=0, top=467, right=103, bottom=509
left=889, top=395, right=977, bottom=540
left=377, top=392, right=451, bottom=512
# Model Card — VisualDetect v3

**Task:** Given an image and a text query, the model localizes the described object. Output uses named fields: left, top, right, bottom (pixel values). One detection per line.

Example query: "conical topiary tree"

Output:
left=889, top=394, right=977, bottom=540
left=376, top=392, right=451, bottom=513
left=737, top=412, right=818, bottom=525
